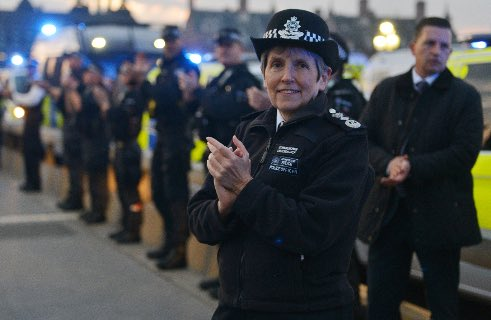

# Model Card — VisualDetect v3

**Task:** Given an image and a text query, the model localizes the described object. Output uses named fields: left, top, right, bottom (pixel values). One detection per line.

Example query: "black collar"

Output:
left=249, top=92, right=328, bottom=133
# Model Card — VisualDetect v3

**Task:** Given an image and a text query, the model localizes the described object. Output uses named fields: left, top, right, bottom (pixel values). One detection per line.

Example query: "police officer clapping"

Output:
left=144, top=25, right=200, bottom=270
left=180, top=28, right=266, bottom=160
left=107, top=62, right=145, bottom=244
left=188, top=9, right=374, bottom=319
left=77, top=64, right=111, bottom=225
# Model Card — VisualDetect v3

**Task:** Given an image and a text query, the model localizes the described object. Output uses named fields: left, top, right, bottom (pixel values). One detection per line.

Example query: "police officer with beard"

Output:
left=144, top=25, right=200, bottom=269
left=107, top=63, right=145, bottom=244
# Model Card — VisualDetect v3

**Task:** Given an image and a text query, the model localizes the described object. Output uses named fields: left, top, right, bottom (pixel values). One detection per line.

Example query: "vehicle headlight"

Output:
left=13, top=106, right=25, bottom=119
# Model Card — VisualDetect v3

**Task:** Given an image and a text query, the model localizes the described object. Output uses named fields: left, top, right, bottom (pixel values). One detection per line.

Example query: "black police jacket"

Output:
left=147, top=51, right=200, bottom=134
left=358, top=68, right=483, bottom=247
left=78, top=85, right=107, bottom=139
left=196, top=63, right=261, bottom=144
left=108, top=89, right=144, bottom=142
left=189, top=93, right=373, bottom=312
left=326, top=78, right=366, bottom=120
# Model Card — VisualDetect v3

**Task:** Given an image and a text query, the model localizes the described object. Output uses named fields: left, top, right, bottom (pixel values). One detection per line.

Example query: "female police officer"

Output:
left=188, top=9, right=373, bottom=320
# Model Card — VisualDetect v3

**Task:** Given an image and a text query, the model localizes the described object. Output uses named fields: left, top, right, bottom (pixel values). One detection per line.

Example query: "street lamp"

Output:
left=373, top=21, right=400, bottom=51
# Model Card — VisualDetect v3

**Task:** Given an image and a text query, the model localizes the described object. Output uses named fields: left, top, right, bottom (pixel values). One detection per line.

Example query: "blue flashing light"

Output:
left=202, top=53, right=214, bottom=62
left=186, top=53, right=202, bottom=64
left=41, top=23, right=57, bottom=36
left=11, top=54, right=24, bottom=66
left=470, top=41, right=488, bottom=49
left=274, top=237, right=284, bottom=246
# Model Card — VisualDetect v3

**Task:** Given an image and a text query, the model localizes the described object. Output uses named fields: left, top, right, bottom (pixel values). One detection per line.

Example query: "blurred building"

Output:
left=183, top=0, right=272, bottom=54
left=326, top=0, right=453, bottom=55
left=184, top=0, right=453, bottom=57
left=0, top=0, right=453, bottom=66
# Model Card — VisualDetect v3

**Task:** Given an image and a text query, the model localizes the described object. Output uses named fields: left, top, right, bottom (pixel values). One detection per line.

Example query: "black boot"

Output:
left=199, top=278, right=220, bottom=291
left=208, top=286, right=219, bottom=300
left=57, top=198, right=84, bottom=211
left=19, top=182, right=41, bottom=192
left=156, top=244, right=187, bottom=270
left=108, top=229, right=126, bottom=240
left=147, top=244, right=171, bottom=260
left=80, top=211, right=105, bottom=224
left=116, top=208, right=142, bottom=244
left=115, top=231, right=141, bottom=244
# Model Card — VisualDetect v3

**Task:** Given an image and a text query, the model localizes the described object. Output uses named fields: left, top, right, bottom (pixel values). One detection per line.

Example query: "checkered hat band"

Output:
left=304, top=31, right=325, bottom=42
left=263, top=29, right=278, bottom=38
left=262, top=29, right=325, bottom=43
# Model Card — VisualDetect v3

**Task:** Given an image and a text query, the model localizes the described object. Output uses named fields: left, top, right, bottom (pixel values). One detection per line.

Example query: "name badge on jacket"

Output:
left=268, top=145, right=302, bottom=175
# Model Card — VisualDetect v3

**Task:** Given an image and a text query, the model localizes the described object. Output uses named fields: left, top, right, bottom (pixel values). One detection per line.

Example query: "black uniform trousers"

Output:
left=62, top=119, right=83, bottom=203
left=212, top=304, right=353, bottom=320
left=151, top=134, right=190, bottom=247
left=22, top=108, right=44, bottom=189
left=367, top=199, right=461, bottom=320
left=114, top=140, right=142, bottom=231
left=82, top=135, right=109, bottom=216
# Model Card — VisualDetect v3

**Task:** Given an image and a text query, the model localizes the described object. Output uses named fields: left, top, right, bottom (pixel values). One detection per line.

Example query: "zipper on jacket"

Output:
left=259, top=137, right=272, bottom=164
left=252, top=137, right=272, bottom=177
left=235, top=135, right=272, bottom=306
left=235, top=250, right=246, bottom=306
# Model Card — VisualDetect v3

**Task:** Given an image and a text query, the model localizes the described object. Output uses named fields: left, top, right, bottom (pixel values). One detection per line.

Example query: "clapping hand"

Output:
left=206, top=136, right=252, bottom=218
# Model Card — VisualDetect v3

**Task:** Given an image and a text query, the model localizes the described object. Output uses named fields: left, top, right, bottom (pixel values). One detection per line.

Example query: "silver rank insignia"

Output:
left=329, top=108, right=361, bottom=128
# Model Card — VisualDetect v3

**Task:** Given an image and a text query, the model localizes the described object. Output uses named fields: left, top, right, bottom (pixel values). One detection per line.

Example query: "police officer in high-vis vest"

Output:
left=144, top=25, right=200, bottom=269
left=9, top=60, right=46, bottom=192
left=181, top=27, right=264, bottom=169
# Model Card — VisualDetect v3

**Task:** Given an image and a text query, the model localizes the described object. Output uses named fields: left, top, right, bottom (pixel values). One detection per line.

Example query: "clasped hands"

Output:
left=206, top=136, right=253, bottom=218
left=380, top=155, right=411, bottom=187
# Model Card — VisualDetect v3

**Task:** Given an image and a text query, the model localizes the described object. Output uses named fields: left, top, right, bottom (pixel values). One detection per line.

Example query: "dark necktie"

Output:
left=277, top=121, right=284, bottom=131
left=416, top=80, right=429, bottom=93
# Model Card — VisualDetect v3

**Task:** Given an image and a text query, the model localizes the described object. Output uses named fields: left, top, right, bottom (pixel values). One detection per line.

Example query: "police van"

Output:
left=1, top=23, right=163, bottom=159
left=31, top=23, right=162, bottom=79
left=357, top=42, right=491, bottom=304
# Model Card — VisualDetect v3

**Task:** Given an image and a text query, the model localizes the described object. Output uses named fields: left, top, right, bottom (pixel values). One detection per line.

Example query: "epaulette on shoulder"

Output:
left=324, top=108, right=364, bottom=131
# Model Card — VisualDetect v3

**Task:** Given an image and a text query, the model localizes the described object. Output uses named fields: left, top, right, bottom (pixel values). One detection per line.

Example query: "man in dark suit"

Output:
left=359, top=17, right=483, bottom=320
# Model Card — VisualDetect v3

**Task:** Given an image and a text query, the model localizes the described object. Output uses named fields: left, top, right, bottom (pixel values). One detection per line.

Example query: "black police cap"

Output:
left=250, top=9, right=340, bottom=72
left=162, top=25, right=181, bottom=41
left=329, top=32, right=350, bottom=64
left=215, top=28, right=243, bottom=45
